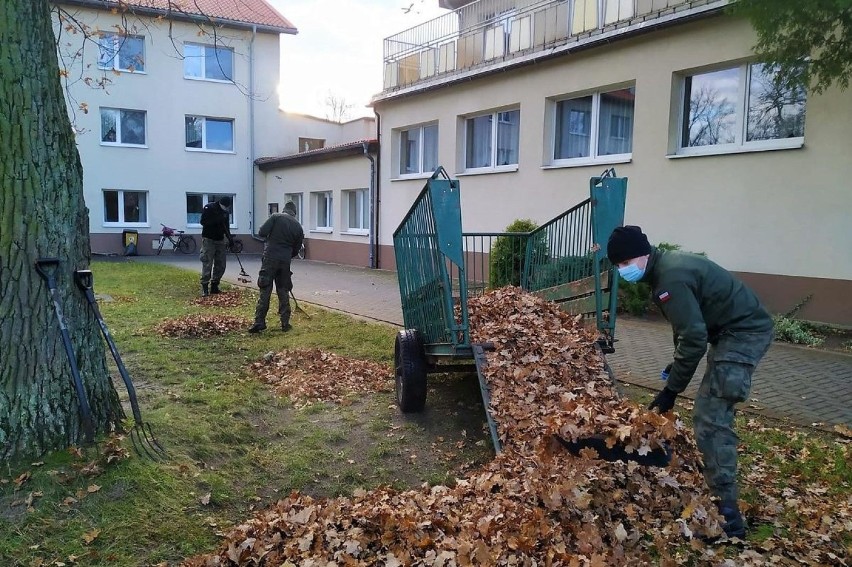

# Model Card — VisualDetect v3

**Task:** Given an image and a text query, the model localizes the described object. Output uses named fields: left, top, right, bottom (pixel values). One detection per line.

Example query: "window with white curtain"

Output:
left=344, top=189, right=369, bottom=233
left=100, top=108, right=146, bottom=146
left=103, top=189, right=148, bottom=225
left=185, top=115, right=234, bottom=152
left=313, top=191, right=333, bottom=231
left=553, top=86, right=635, bottom=163
left=678, top=63, right=806, bottom=154
left=284, top=193, right=303, bottom=223
left=465, top=108, right=520, bottom=170
left=98, top=33, right=145, bottom=72
left=184, top=43, right=233, bottom=81
left=399, top=124, right=438, bottom=175
left=186, top=193, right=235, bottom=226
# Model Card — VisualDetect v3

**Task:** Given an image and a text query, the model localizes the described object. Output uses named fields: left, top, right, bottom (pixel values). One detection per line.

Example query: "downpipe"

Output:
left=248, top=24, right=264, bottom=243
left=364, top=141, right=376, bottom=269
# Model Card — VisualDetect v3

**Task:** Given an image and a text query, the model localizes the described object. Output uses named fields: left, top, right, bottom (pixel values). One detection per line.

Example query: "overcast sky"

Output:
left=267, top=0, right=450, bottom=119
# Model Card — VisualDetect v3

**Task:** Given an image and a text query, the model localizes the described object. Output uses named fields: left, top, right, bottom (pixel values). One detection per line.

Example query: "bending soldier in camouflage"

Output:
left=248, top=201, right=304, bottom=333
left=607, top=226, right=774, bottom=540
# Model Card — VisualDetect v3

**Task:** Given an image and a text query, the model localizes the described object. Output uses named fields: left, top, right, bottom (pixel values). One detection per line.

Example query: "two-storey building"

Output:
left=371, top=0, right=852, bottom=325
left=54, top=0, right=297, bottom=254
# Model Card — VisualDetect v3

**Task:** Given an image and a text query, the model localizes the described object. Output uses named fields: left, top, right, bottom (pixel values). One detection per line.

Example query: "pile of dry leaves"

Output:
left=185, top=287, right=850, bottom=566
left=157, top=314, right=251, bottom=338
left=248, top=349, right=393, bottom=408
left=191, top=291, right=246, bottom=308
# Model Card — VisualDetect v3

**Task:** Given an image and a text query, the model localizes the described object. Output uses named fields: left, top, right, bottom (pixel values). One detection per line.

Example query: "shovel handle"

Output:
left=74, top=269, right=94, bottom=291
left=35, top=258, right=60, bottom=281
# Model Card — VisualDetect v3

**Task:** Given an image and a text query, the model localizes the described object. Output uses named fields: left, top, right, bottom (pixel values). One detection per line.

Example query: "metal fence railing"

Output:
left=382, top=0, right=721, bottom=90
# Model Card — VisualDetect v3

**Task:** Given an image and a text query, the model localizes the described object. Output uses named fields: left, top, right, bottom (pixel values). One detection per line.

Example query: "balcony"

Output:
left=378, top=0, right=728, bottom=99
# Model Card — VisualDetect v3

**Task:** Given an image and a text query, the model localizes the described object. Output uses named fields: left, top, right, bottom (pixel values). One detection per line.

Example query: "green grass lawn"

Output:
left=0, top=260, right=492, bottom=566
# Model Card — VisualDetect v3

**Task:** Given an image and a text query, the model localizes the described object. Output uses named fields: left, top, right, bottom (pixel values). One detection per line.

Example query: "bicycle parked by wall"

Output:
left=156, top=224, right=197, bottom=255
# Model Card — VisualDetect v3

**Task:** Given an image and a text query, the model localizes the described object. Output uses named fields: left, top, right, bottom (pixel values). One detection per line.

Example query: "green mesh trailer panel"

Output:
left=393, top=168, right=471, bottom=356
left=520, top=170, right=626, bottom=345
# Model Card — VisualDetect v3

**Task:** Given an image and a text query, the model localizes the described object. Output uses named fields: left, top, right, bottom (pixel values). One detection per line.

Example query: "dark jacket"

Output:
left=642, top=248, right=773, bottom=393
left=200, top=202, right=231, bottom=241
left=258, top=211, right=304, bottom=261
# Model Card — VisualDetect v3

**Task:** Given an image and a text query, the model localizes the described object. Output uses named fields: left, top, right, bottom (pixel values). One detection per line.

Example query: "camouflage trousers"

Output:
left=199, top=237, right=228, bottom=286
left=694, top=329, right=773, bottom=503
left=253, top=256, right=292, bottom=327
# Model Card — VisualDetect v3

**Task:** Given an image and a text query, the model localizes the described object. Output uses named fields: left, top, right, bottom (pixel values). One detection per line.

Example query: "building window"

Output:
left=313, top=192, right=333, bottom=231
left=399, top=124, right=438, bottom=175
left=465, top=109, right=519, bottom=170
left=299, top=138, right=325, bottom=152
left=100, top=108, right=146, bottom=146
left=184, top=43, right=233, bottom=81
left=553, top=86, right=635, bottom=162
left=284, top=193, right=303, bottom=223
left=103, top=190, right=147, bottom=225
left=679, top=63, right=806, bottom=153
left=186, top=193, right=235, bottom=226
left=185, top=116, right=234, bottom=152
left=98, top=33, right=145, bottom=72
left=344, top=189, right=369, bottom=233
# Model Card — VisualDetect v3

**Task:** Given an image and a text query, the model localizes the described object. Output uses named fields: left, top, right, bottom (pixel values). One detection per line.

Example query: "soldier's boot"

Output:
left=210, top=282, right=221, bottom=294
left=718, top=502, right=746, bottom=539
left=248, top=322, right=267, bottom=333
left=201, top=283, right=209, bottom=297
left=281, top=319, right=292, bottom=332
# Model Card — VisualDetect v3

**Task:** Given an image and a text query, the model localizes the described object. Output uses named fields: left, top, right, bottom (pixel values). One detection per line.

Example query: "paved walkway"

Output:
left=128, top=254, right=852, bottom=429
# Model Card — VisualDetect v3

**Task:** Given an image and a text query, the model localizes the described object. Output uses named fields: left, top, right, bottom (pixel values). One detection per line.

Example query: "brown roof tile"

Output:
left=63, top=0, right=296, bottom=33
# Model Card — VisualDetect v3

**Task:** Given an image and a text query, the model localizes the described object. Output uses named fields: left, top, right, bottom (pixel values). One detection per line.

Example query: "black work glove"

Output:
left=648, top=387, right=677, bottom=414
left=227, top=236, right=235, bottom=248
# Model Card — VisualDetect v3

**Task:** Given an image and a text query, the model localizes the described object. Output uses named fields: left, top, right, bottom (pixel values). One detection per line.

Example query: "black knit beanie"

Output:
left=607, top=225, right=652, bottom=264
left=219, top=196, right=233, bottom=208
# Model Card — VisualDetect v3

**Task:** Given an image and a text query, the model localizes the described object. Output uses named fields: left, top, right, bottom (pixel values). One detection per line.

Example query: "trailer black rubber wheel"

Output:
left=394, top=329, right=427, bottom=413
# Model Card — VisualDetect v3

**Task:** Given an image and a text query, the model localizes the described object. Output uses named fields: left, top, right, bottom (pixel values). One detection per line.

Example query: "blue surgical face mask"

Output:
left=618, top=262, right=645, bottom=283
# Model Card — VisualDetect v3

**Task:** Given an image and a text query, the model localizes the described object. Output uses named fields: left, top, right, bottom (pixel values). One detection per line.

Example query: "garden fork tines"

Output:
left=74, top=270, right=166, bottom=460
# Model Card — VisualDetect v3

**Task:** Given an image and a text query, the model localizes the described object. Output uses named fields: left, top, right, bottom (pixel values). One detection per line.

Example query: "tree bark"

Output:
left=0, top=0, right=121, bottom=460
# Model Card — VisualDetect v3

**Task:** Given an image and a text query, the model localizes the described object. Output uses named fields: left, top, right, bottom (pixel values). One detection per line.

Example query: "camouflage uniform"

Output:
left=253, top=208, right=303, bottom=329
left=645, top=248, right=774, bottom=504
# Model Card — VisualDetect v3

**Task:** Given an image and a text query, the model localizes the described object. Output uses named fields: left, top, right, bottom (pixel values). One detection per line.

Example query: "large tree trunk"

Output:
left=0, top=0, right=121, bottom=460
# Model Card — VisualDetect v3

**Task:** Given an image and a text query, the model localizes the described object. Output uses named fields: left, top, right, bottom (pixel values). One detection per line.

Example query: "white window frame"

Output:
left=102, top=189, right=149, bottom=227
left=397, top=123, right=438, bottom=178
left=284, top=193, right=303, bottom=224
left=98, top=33, right=145, bottom=73
left=312, top=191, right=333, bottom=232
left=461, top=107, right=520, bottom=174
left=185, top=115, right=235, bottom=153
left=185, top=192, right=236, bottom=228
left=100, top=107, right=147, bottom=147
left=547, top=85, right=635, bottom=168
left=343, top=189, right=369, bottom=235
left=183, top=43, right=234, bottom=82
left=673, top=62, right=806, bottom=158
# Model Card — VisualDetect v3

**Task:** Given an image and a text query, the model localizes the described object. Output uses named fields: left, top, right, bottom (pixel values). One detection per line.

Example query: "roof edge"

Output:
left=56, top=0, right=298, bottom=35
left=256, top=140, right=379, bottom=171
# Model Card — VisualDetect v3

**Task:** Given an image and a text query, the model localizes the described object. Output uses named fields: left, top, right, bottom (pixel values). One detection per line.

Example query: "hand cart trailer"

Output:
left=392, top=167, right=652, bottom=461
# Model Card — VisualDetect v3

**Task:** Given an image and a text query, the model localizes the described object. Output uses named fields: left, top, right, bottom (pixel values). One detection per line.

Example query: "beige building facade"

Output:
left=372, top=0, right=852, bottom=325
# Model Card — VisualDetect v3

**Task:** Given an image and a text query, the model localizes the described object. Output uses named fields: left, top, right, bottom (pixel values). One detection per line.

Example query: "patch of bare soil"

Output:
left=248, top=349, right=393, bottom=408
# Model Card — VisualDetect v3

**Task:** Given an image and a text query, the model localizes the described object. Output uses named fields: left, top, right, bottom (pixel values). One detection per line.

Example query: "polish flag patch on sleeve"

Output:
left=658, top=291, right=671, bottom=303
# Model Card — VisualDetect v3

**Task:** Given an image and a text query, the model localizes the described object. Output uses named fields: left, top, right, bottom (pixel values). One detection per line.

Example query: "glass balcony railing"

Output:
left=380, top=0, right=723, bottom=93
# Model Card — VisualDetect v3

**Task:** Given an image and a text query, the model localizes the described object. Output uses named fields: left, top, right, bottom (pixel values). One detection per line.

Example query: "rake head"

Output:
left=129, top=422, right=167, bottom=461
